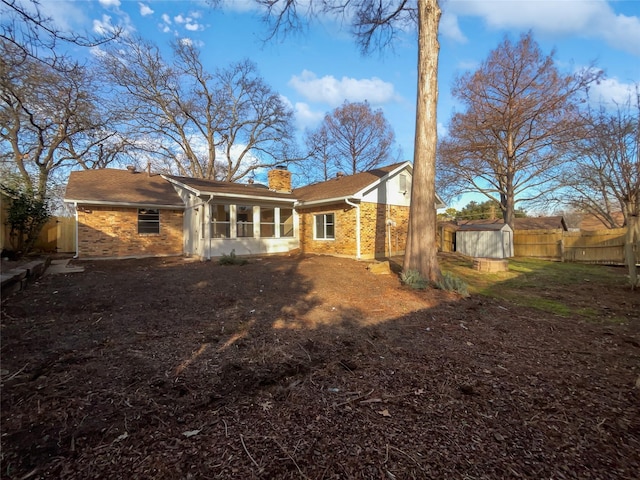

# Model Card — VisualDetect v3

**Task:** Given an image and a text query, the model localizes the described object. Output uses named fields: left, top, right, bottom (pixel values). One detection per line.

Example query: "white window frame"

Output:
left=138, top=208, right=160, bottom=235
left=314, top=213, right=335, bottom=240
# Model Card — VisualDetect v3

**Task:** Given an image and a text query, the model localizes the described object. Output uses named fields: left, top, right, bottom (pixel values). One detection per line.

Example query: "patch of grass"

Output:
left=438, top=254, right=626, bottom=317
left=435, top=271, right=469, bottom=297
left=218, top=249, right=248, bottom=266
left=401, top=269, right=427, bottom=290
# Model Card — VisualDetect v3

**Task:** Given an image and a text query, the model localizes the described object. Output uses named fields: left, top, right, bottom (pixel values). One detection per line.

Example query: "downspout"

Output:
left=205, top=195, right=214, bottom=260
left=345, top=198, right=361, bottom=259
left=73, top=202, right=79, bottom=259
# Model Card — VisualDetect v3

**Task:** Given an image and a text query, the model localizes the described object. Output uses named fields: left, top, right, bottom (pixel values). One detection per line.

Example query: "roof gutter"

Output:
left=64, top=199, right=185, bottom=209
left=295, top=195, right=361, bottom=208
left=344, top=198, right=361, bottom=259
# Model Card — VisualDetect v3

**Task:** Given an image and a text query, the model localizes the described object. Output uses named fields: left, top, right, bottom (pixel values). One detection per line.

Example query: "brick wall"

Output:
left=298, top=203, right=357, bottom=256
left=267, top=168, right=292, bottom=193
left=77, top=206, right=183, bottom=258
left=359, top=202, right=409, bottom=258
left=298, top=202, right=410, bottom=259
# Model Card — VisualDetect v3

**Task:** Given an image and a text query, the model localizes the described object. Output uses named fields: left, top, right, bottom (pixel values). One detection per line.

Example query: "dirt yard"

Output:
left=1, top=254, right=639, bottom=479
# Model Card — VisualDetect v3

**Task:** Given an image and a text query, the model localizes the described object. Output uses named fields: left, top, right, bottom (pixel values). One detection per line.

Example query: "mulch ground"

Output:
left=1, top=254, right=639, bottom=479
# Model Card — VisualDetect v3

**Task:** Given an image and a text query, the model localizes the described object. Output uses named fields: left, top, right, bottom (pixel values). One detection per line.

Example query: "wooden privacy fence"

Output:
left=513, top=228, right=639, bottom=264
left=2, top=216, right=77, bottom=254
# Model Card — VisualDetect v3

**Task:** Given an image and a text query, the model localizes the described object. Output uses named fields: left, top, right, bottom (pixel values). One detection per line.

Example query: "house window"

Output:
left=399, top=173, right=407, bottom=193
left=237, top=205, right=254, bottom=237
left=260, top=207, right=275, bottom=238
left=314, top=213, right=335, bottom=240
left=138, top=208, right=160, bottom=234
left=280, top=208, right=294, bottom=237
left=211, top=204, right=230, bottom=238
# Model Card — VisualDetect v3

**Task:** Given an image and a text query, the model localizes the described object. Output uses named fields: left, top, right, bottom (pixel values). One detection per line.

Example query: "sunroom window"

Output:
left=237, top=205, right=254, bottom=237
left=211, top=204, right=230, bottom=238
left=280, top=208, right=294, bottom=237
left=260, top=207, right=275, bottom=238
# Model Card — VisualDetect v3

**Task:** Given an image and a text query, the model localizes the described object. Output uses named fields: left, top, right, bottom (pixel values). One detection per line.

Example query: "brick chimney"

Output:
left=268, top=166, right=292, bottom=193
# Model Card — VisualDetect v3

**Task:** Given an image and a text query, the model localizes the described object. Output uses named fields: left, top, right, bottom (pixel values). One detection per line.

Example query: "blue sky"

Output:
left=32, top=0, right=640, bottom=206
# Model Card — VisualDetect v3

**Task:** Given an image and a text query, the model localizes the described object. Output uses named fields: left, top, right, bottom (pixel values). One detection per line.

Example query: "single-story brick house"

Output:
left=64, top=162, right=445, bottom=260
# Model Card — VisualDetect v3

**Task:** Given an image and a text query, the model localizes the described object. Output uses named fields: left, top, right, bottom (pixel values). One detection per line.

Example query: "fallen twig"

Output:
left=271, top=436, right=310, bottom=480
left=388, top=445, right=427, bottom=473
left=240, top=434, right=261, bottom=471
left=333, top=389, right=375, bottom=408
left=2, top=363, right=29, bottom=381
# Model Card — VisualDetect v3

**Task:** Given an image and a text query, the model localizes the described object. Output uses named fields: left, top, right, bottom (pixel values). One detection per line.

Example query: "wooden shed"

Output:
left=456, top=223, right=514, bottom=259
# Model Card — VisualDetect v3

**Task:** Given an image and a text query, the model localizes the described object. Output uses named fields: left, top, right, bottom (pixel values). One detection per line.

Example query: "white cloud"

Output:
left=288, top=70, right=399, bottom=107
left=440, top=11, right=467, bottom=43
left=588, top=76, right=636, bottom=107
left=93, top=14, right=115, bottom=35
left=185, top=22, right=202, bottom=32
left=161, top=13, right=171, bottom=24
left=99, top=0, right=121, bottom=7
left=139, top=3, right=154, bottom=17
left=174, top=14, right=185, bottom=24
left=294, top=102, right=325, bottom=129
left=448, top=0, right=640, bottom=56
left=160, top=24, right=172, bottom=33
left=34, top=1, right=87, bottom=32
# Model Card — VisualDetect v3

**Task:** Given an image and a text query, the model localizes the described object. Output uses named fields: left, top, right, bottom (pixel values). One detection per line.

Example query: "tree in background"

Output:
left=255, top=0, right=443, bottom=283
left=565, top=93, right=639, bottom=288
left=565, top=97, right=639, bottom=229
left=438, top=200, right=526, bottom=222
left=457, top=200, right=526, bottom=221
left=304, top=124, right=333, bottom=182
left=1, top=0, right=120, bottom=70
left=0, top=39, right=120, bottom=201
left=306, top=100, right=395, bottom=178
left=101, top=37, right=299, bottom=182
left=437, top=32, right=600, bottom=230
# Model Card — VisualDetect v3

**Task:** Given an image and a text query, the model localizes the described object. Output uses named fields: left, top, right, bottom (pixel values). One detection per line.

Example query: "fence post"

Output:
left=559, top=238, right=565, bottom=263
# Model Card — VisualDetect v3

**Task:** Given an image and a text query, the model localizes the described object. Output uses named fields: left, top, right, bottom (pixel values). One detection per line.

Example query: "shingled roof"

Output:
left=64, top=168, right=183, bottom=207
left=293, top=163, right=407, bottom=204
left=164, top=175, right=294, bottom=201
left=457, top=216, right=568, bottom=231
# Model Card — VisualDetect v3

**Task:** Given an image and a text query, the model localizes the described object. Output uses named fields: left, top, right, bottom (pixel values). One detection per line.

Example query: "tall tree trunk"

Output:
left=403, top=0, right=441, bottom=283
left=625, top=200, right=639, bottom=289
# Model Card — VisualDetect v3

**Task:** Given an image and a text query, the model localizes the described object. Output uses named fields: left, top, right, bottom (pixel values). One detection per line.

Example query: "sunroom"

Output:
left=164, top=175, right=299, bottom=260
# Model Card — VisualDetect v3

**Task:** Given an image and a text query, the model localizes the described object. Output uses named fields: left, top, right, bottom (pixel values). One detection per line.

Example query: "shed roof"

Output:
left=457, top=216, right=567, bottom=231
left=456, top=223, right=512, bottom=232
left=64, top=169, right=183, bottom=208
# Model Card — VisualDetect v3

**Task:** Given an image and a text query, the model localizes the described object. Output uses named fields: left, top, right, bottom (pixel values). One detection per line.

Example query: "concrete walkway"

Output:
left=45, top=258, right=85, bottom=275
left=1, top=257, right=84, bottom=297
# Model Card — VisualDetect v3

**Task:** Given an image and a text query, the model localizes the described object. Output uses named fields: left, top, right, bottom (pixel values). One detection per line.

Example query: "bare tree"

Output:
left=566, top=99, right=639, bottom=227
left=1, top=0, right=120, bottom=70
left=565, top=95, right=640, bottom=287
left=306, top=100, right=395, bottom=176
left=437, top=32, right=600, bottom=230
left=101, top=37, right=298, bottom=182
left=254, top=0, right=441, bottom=282
left=0, top=40, right=116, bottom=200
left=304, top=123, right=334, bottom=182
